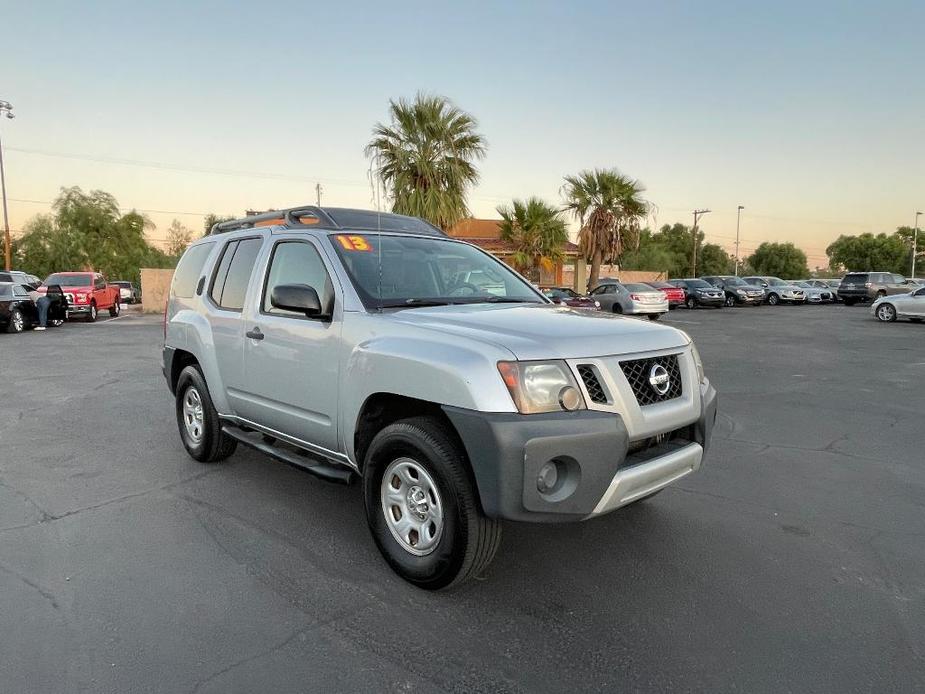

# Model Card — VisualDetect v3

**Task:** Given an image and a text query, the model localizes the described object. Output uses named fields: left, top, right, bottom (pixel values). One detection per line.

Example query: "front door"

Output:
left=239, top=238, right=342, bottom=454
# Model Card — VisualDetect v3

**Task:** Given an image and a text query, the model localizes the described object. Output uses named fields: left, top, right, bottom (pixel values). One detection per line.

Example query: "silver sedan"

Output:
left=589, top=282, right=669, bottom=320
left=871, top=286, right=925, bottom=322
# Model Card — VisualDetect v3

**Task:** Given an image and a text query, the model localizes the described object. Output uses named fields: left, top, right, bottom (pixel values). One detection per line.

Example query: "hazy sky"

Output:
left=2, top=0, right=923, bottom=267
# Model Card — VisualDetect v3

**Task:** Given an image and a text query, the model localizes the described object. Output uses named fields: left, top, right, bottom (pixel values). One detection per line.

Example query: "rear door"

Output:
left=12, top=284, right=38, bottom=324
left=206, top=236, right=265, bottom=416
left=237, top=236, right=342, bottom=452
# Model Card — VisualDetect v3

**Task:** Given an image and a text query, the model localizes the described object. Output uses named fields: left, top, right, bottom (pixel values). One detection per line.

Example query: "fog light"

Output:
left=536, top=460, right=559, bottom=493
left=558, top=385, right=581, bottom=411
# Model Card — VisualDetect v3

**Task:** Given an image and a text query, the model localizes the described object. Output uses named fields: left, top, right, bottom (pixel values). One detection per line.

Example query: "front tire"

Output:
left=767, top=293, right=780, bottom=306
left=175, top=365, right=238, bottom=462
left=724, top=294, right=736, bottom=307
left=685, top=297, right=697, bottom=310
left=87, top=302, right=98, bottom=322
left=876, top=303, right=897, bottom=322
left=363, top=417, right=501, bottom=590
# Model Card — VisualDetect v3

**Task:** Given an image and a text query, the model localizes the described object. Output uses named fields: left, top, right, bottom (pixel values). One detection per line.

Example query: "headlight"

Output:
left=736, top=289, right=746, bottom=295
left=497, top=361, right=586, bottom=414
left=594, top=300, right=601, bottom=308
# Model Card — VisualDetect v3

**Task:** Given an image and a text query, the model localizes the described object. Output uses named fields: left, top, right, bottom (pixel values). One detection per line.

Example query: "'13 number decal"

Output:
left=336, top=235, right=373, bottom=252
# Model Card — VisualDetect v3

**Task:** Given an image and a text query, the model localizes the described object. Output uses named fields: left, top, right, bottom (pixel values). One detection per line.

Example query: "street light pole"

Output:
left=0, top=99, right=13, bottom=272
left=914, top=211, right=922, bottom=279
left=734, top=205, right=745, bottom=276
left=690, top=208, right=710, bottom=276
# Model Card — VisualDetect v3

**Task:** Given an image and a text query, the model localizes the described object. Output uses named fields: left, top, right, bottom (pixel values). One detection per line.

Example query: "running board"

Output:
left=221, top=426, right=354, bottom=484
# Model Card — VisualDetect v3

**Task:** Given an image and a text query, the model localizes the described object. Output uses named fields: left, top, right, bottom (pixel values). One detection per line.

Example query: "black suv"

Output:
left=668, top=278, right=725, bottom=309
left=701, top=275, right=765, bottom=307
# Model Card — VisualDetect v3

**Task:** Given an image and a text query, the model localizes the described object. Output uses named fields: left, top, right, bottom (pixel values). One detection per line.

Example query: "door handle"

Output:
left=245, top=327, right=264, bottom=341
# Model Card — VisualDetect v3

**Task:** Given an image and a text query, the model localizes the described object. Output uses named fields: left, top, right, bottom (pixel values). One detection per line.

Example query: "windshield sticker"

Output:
left=335, top=235, right=374, bottom=252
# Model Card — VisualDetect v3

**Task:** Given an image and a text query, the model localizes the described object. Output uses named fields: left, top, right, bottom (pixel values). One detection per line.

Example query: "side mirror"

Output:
left=270, top=283, right=325, bottom=317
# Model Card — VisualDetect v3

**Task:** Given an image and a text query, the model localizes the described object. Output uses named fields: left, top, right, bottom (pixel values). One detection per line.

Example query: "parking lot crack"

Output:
left=0, top=562, right=61, bottom=610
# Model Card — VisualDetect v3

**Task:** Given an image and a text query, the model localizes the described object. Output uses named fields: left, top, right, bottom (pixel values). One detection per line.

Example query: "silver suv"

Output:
left=162, top=206, right=717, bottom=589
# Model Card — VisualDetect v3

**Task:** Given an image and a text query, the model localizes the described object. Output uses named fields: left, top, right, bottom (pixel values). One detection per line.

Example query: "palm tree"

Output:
left=366, top=94, right=486, bottom=231
left=561, top=169, right=649, bottom=290
left=497, top=198, right=569, bottom=281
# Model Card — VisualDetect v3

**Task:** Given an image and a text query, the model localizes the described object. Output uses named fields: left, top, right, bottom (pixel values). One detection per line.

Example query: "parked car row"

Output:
left=0, top=269, right=139, bottom=334
left=542, top=270, right=924, bottom=325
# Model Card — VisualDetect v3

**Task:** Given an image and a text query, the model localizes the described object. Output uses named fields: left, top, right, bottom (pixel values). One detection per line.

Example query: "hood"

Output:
left=383, top=303, right=689, bottom=361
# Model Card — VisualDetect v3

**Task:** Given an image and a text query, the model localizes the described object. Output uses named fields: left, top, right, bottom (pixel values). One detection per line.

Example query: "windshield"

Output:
left=793, top=281, right=810, bottom=287
left=766, top=278, right=788, bottom=286
left=45, top=273, right=92, bottom=287
left=330, top=233, right=544, bottom=309
left=723, top=277, right=748, bottom=287
left=686, top=279, right=711, bottom=289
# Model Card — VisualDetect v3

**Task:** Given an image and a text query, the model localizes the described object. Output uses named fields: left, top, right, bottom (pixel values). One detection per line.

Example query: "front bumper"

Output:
left=443, top=382, right=718, bottom=523
left=696, top=295, right=725, bottom=306
left=733, top=293, right=763, bottom=304
left=67, top=304, right=91, bottom=314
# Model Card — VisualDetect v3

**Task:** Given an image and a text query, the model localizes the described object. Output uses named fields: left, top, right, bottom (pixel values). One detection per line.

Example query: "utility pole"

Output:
left=734, top=205, right=745, bottom=276
left=690, top=208, right=710, bottom=276
left=914, top=211, right=922, bottom=279
left=315, top=183, right=323, bottom=207
left=0, top=99, right=14, bottom=272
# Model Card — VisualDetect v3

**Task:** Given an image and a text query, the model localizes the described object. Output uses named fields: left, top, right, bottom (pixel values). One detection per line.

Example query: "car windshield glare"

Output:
left=330, top=233, right=544, bottom=309
left=45, top=273, right=92, bottom=287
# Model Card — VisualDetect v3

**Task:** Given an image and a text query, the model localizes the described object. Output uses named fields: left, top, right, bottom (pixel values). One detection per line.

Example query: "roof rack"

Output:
left=209, top=206, right=446, bottom=237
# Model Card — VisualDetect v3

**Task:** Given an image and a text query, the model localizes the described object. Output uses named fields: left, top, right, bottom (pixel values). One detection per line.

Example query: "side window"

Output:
left=173, top=243, right=214, bottom=298
left=892, top=274, right=905, bottom=284
left=13, top=285, right=27, bottom=297
left=915, top=288, right=925, bottom=297
left=262, top=241, right=333, bottom=316
left=211, top=238, right=263, bottom=311
left=94, top=276, right=104, bottom=290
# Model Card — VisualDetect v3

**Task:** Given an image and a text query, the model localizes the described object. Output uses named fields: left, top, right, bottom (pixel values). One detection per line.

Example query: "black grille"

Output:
left=577, top=365, right=608, bottom=404
left=620, top=354, right=683, bottom=406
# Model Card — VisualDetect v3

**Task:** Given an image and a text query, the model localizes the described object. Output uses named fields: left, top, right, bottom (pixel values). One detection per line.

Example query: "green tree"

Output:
left=166, top=219, right=195, bottom=256
left=747, top=242, right=809, bottom=279
left=366, top=93, right=486, bottom=231
left=698, top=243, right=734, bottom=275
left=13, top=186, right=173, bottom=285
left=826, top=233, right=909, bottom=274
left=893, top=226, right=923, bottom=275
left=561, top=168, right=648, bottom=289
left=496, top=198, right=568, bottom=281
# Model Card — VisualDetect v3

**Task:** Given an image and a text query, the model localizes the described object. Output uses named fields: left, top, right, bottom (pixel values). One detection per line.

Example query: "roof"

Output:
left=210, top=206, right=445, bottom=237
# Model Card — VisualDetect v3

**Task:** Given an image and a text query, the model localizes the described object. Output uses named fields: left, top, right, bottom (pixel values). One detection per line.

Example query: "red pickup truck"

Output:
left=40, top=272, right=122, bottom=322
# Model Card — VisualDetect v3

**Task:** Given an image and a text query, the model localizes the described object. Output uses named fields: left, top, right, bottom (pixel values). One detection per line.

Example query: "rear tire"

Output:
left=612, top=304, right=623, bottom=314
left=363, top=416, right=502, bottom=590
left=109, top=300, right=120, bottom=317
left=6, top=308, right=24, bottom=333
left=647, top=313, right=661, bottom=321
left=175, top=365, right=238, bottom=463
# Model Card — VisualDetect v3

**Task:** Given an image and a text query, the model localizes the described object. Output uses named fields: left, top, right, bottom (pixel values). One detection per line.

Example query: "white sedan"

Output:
left=871, top=286, right=925, bottom=322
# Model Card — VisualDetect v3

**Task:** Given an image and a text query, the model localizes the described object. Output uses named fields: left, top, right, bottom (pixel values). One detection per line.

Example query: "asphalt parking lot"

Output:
left=1, top=304, right=923, bottom=693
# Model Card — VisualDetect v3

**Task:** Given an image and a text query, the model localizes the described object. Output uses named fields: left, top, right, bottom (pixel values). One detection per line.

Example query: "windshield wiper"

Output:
left=460, top=296, right=537, bottom=304
left=379, top=298, right=454, bottom=308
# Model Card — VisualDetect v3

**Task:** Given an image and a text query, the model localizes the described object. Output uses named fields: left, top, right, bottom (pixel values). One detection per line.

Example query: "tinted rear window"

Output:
left=211, top=238, right=263, bottom=310
left=625, top=283, right=656, bottom=292
left=172, top=243, right=214, bottom=298
left=843, top=274, right=868, bottom=284
left=46, top=273, right=92, bottom=287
